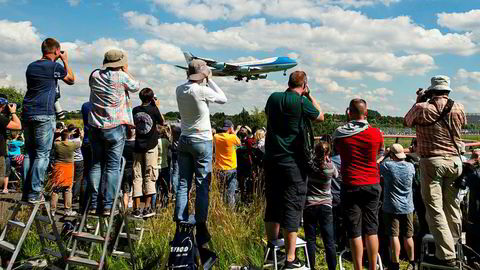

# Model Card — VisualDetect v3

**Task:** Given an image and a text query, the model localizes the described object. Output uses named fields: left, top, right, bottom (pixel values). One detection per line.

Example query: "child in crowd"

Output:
left=122, top=127, right=135, bottom=210
left=154, top=125, right=171, bottom=208
left=4, top=131, right=24, bottom=193
left=51, top=129, right=82, bottom=217
left=303, top=141, right=337, bottom=270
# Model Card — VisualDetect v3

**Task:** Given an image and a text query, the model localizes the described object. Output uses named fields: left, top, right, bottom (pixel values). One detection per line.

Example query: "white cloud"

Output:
left=148, top=0, right=400, bottom=21
left=455, top=68, right=480, bottom=83
left=437, top=10, right=480, bottom=32
left=140, top=40, right=184, bottom=62
left=67, top=0, right=81, bottom=6
left=124, top=11, right=477, bottom=56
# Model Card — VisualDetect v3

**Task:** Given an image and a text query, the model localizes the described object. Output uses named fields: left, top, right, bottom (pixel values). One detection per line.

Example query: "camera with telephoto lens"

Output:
left=416, top=87, right=434, bottom=103
left=55, top=84, right=66, bottom=119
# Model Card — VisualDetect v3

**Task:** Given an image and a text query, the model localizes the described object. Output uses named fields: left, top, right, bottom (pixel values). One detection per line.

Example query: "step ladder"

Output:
left=419, top=234, right=464, bottom=270
left=112, top=217, right=148, bottom=258
left=0, top=199, right=67, bottom=270
left=263, top=237, right=310, bottom=270
left=65, top=157, right=136, bottom=270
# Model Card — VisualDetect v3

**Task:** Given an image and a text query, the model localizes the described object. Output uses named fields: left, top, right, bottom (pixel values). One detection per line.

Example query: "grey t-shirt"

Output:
left=380, top=160, right=415, bottom=214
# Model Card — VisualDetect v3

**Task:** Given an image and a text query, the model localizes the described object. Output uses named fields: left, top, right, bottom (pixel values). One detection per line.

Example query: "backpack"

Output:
left=167, top=223, right=197, bottom=269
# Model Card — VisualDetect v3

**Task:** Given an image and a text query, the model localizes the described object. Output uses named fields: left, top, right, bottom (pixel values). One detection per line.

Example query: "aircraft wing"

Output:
left=174, top=65, right=188, bottom=70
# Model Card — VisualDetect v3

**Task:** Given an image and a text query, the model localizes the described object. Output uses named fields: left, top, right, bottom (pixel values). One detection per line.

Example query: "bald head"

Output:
left=348, top=98, right=367, bottom=120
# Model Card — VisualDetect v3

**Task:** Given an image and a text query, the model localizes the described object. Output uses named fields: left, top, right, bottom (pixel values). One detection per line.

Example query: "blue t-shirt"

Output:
left=23, top=60, right=67, bottom=117
left=7, top=140, right=24, bottom=157
left=380, top=160, right=415, bottom=214
left=81, top=101, right=93, bottom=144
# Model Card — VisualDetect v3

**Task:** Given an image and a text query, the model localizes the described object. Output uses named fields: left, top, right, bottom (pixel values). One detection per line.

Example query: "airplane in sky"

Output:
left=175, top=52, right=298, bottom=82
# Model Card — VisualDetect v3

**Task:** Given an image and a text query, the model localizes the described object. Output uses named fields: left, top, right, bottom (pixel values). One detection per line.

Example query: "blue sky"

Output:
left=0, top=0, right=479, bottom=116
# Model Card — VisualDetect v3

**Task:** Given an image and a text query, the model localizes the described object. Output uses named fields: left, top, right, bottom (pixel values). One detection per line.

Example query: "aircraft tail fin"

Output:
left=183, top=52, right=194, bottom=63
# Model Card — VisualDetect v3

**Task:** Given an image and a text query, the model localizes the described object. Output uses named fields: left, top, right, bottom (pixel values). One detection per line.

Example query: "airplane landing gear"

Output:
left=283, top=70, right=287, bottom=76
left=234, top=76, right=243, bottom=81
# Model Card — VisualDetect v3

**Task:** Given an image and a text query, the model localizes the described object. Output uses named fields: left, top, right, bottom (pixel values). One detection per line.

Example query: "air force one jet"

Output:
left=175, top=52, right=297, bottom=82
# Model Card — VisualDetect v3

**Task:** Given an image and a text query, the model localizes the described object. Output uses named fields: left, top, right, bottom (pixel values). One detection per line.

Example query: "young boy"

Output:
left=122, top=127, right=135, bottom=209
left=51, top=129, right=82, bottom=217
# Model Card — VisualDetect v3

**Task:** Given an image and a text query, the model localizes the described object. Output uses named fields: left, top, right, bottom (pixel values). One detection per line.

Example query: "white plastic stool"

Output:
left=263, top=237, right=310, bottom=270
left=338, top=247, right=384, bottom=270
left=419, top=234, right=463, bottom=270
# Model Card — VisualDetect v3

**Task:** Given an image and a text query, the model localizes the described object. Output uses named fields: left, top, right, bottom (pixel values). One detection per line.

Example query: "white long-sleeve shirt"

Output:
left=176, top=79, right=227, bottom=141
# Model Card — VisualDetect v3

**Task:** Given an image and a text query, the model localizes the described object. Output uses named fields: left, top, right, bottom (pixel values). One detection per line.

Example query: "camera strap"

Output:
left=431, top=99, right=462, bottom=158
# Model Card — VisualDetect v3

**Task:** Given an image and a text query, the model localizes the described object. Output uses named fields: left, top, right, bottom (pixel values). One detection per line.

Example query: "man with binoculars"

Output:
left=0, top=95, right=21, bottom=193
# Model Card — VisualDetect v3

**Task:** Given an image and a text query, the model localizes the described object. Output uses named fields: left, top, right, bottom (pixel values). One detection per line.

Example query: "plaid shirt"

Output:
left=404, top=96, right=466, bottom=157
left=88, top=69, right=140, bottom=129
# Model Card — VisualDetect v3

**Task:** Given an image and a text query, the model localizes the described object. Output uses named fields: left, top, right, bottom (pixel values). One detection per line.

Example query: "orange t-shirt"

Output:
left=214, top=133, right=241, bottom=170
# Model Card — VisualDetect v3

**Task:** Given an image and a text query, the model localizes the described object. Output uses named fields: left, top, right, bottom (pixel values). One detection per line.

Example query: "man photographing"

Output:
left=264, top=71, right=324, bottom=269
left=22, top=37, right=75, bottom=203
left=404, top=75, right=466, bottom=267
left=0, top=95, right=22, bottom=193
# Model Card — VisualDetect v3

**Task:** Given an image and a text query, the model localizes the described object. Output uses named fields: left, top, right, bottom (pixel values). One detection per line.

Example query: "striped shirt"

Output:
left=306, top=161, right=338, bottom=207
left=88, top=69, right=141, bottom=129
left=404, top=96, right=466, bottom=157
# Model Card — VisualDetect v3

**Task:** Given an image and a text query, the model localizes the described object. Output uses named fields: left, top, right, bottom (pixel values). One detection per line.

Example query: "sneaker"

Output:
left=1, top=189, right=8, bottom=194
left=51, top=211, right=56, bottom=217
left=406, top=262, right=416, bottom=270
left=142, top=207, right=155, bottom=218
left=281, top=258, right=304, bottom=270
left=265, top=250, right=286, bottom=265
left=64, top=209, right=77, bottom=217
left=27, top=195, right=45, bottom=204
left=132, top=208, right=143, bottom=218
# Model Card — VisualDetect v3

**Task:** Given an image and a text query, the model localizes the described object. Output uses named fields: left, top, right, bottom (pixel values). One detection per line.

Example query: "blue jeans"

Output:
left=22, top=115, right=56, bottom=200
left=174, top=136, right=212, bottom=224
left=217, top=170, right=237, bottom=208
left=89, top=125, right=126, bottom=210
left=171, top=151, right=179, bottom=196
left=303, top=204, right=337, bottom=270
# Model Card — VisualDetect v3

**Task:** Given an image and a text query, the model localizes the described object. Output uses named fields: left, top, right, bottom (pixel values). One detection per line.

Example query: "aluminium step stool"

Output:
left=263, top=237, right=310, bottom=270
left=65, top=157, right=136, bottom=270
left=112, top=217, right=148, bottom=258
left=338, top=247, right=384, bottom=270
left=419, top=234, right=464, bottom=270
left=0, top=199, right=67, bottom=270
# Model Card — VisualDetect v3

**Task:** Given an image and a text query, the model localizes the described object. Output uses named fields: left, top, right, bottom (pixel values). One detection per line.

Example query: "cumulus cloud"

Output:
left=124, top=11, right=477, bottom=56
left=455, top=68, right=480, bottom=83
left=148, top=0, right=401, bottom=21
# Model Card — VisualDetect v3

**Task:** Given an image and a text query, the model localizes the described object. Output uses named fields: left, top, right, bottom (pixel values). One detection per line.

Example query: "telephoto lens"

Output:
left=55, top=100, right=66, bottom=119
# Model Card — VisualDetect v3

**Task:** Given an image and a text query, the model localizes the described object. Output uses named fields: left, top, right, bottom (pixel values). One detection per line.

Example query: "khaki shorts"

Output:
left=384, top=212, right=414, bottom=238
left=132, top=147, right=158, bottom=198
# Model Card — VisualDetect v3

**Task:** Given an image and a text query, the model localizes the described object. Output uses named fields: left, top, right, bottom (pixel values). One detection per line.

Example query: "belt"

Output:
left=420, top=154, right=454, bottom=158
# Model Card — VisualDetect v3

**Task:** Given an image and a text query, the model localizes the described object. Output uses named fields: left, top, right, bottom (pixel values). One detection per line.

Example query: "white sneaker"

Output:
left=64, top=210, right=77, bottom=217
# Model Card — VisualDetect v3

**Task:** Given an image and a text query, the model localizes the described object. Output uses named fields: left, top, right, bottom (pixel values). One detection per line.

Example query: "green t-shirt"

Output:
left=264, top=91, right=320, bottom=162
left=54, top=141, right=81, bottom=163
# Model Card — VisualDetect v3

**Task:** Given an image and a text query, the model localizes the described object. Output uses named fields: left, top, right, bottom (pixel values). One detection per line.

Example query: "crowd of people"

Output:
left=0, top=37, right=479, bottom=270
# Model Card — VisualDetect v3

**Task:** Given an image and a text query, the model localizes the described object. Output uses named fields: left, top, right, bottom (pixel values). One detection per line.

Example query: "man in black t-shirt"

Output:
left=131, top=88, right=164, bottom=218
left=0, top=95, right=22, bottom=191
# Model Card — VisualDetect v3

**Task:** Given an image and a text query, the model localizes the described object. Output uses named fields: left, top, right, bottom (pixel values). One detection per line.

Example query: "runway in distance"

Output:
left=175, top=52, right=298, bottom=82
